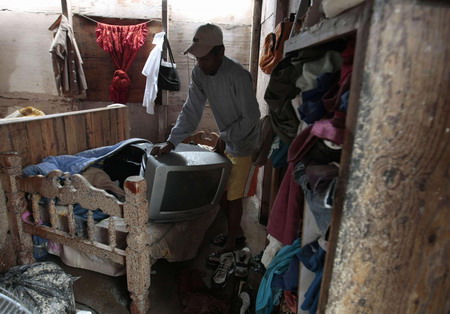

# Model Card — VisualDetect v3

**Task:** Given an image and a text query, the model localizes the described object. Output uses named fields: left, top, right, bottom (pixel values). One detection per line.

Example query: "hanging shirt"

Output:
left=142, top=32, right=165, bottom=114
left=167, top=56, right=261, bottom=157
left=49, top=15, right=87, bottom=97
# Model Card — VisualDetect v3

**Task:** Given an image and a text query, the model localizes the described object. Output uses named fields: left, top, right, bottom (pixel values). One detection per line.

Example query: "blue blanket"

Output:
left=23, top=138, right=151, bottom=176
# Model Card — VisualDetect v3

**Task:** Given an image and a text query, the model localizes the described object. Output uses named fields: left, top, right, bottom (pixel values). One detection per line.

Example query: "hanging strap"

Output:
left=162, top=35, right=176, bottom=67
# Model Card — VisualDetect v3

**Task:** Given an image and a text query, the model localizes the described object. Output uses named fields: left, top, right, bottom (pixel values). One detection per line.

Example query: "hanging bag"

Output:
left=158, top=35, right=181, bottom=91
left=259, top=19, right=293, bottom=75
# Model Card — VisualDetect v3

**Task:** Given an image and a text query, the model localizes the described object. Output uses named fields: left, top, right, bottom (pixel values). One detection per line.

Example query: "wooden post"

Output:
left=123, top=176, right=151, bottom=314
left=61, top=0, right=72, bottom=26
left=249, top=0, right=262, bottom=90
left=258, top=159, right=273, bottom=225
left=320, top=1, right=450, bottom=313
left=156, top=0, right=169, bottom=142
left=0, top=152, right=35, bottom=265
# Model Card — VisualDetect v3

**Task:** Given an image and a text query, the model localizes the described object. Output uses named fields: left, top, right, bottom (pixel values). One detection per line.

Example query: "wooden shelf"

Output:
left=284, top=3, right=366, bottom=54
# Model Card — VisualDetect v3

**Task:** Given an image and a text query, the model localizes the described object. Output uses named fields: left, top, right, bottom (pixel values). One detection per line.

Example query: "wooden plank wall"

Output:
left=73, top=16, right=163, bottom=103
left=0, top=106, right=129, bottom=167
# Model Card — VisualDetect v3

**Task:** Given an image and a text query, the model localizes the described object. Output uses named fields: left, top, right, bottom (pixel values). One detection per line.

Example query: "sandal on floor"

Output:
left=211, top=233, right=247, bottom=247
left=235, top=247, right=252, bottom=278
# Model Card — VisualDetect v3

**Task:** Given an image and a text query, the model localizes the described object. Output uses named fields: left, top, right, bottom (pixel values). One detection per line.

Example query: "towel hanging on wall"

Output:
left=96, top=22, right=148, bottom=104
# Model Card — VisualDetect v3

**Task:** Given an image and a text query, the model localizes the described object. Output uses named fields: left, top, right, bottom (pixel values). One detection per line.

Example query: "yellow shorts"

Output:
left=225, top=153, right=258, bottom=201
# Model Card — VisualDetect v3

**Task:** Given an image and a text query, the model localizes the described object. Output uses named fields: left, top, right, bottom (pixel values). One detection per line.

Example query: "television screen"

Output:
left=161, top=168, right=224, bottom=212
left=142, top=143, right=231, bottom=222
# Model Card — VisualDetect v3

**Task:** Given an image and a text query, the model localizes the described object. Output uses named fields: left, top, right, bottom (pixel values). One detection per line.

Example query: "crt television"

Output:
left=140, top=143, right=231, bottom=222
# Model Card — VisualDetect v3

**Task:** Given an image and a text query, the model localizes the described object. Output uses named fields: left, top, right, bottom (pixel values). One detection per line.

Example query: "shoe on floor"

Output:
left=211, top=233, right=247, bottom=247
left=206, top=249, right=232, bottom=269
left=211, top=251, right=235, bottom=289
left=250, top=251, right=266, bottom=274
left=235, top=247, right=251, bottom=278
left=230, top=280, right=252, bottom=314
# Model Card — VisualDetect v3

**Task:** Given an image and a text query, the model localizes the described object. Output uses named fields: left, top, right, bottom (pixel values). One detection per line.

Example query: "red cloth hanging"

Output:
left=96, top=22, right=148, bottom=103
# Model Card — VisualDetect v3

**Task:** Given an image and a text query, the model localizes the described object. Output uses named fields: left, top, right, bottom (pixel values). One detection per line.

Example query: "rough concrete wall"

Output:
left=0, top=3, right=78, bottom=117
left=74, top=0, right=161, bottom=19
left=256, top=0, right=279, bottom=117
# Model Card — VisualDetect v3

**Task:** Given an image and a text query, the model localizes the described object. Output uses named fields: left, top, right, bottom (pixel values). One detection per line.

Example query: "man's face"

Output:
left=196, top=48, right=224, bottom=75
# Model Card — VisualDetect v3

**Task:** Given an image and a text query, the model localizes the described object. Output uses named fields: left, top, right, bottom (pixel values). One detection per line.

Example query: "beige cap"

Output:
left=183, top=23, right=223, bottom=57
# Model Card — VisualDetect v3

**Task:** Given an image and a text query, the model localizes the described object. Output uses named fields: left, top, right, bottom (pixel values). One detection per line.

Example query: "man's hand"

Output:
left=150, top=141, right=175, bottom=156
left=213, top=137, right=226, bottom=156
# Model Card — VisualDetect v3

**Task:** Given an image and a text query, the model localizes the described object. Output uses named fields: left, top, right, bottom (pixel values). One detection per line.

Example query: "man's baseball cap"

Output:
left=183, top=23, right=223, bottom=57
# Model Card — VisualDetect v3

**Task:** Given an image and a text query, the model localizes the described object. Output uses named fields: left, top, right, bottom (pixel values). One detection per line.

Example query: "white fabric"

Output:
left=322, top=0, right=366, bottom=18
left=142, top=32, right=165, bottom=115
left=261, top=234, right=284, bottom=268
left=291, top=94, right=303, bottom=123
left=296, top=50, right=342, bottom=91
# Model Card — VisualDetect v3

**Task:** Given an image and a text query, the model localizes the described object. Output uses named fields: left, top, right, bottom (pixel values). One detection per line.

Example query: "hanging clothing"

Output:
left=267, top=112, right=345, bottom=245
left=267, top=161, right=304, bottom=245
left=294, top=162, right=339, bottom=235
left=256, top=237, right=301, bottom=314
left=295, top=50, right=342, bottom=92
left=299, top=72, right=339, bottom=125
left=96, top=22, right=148, bottom=104
left=49, top=15, right=88, bottom=97
left=142, top=32, right=165, bottom=114
left=298, top=241, right=327, bottom=314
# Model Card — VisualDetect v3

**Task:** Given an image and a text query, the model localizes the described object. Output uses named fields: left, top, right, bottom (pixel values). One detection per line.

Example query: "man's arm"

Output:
left=150, top=70, right=207, bottom=156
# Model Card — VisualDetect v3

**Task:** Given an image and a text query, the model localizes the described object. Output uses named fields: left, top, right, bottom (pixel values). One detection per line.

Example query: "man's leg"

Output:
left=217, top=153, right=254, bottom=249
left=220, top=193, right=229, bottom=216
left=223, top=198, right=244, bottom=250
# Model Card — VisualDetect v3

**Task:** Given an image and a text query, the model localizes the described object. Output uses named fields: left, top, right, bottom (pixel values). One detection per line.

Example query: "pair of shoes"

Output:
left=211, top=251, right=235, bottom=289
left=234, top=247, right=252, bottom=278
left=211, top=233, right=247, bottom=247
left=206, top=249, right=232, bottom=269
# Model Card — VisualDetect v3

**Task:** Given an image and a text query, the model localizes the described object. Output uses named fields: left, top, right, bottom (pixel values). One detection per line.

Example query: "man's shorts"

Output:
left=225, top=153, right=258, bottom=201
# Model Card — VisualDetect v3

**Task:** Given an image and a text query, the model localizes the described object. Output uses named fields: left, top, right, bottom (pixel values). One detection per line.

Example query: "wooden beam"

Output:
left=23, top=224, right=126, bottom=264
left=284, top=2, right=365, bottom=54
left=318, top=1, right=372, bottom=311
left=258, top=160, right=273, bottom=225
left=157, top=0, right=169, bottom=142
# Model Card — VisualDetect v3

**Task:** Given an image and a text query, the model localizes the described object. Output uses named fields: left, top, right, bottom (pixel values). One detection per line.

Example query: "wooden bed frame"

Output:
left=0, top=105, right=151, bottom=313
left=0, top=105, right=218, bottom=314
